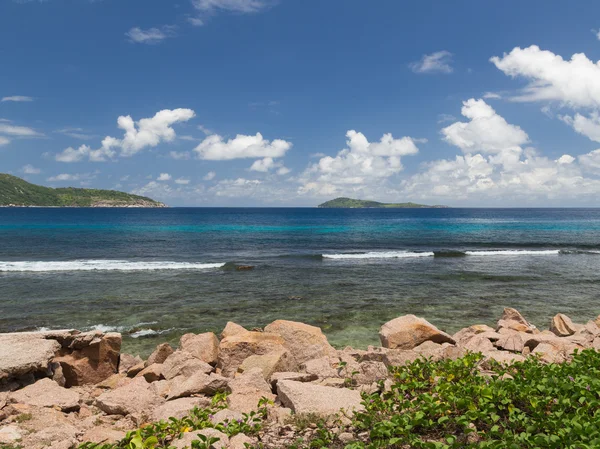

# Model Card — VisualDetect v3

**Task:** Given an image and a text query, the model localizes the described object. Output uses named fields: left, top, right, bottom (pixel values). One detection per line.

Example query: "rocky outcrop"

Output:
left=95, top=377, right=164, bottom=417
left=264, top=320, right=337, bottom=365
left=379, top=315, right=455, bottom=349
left=496, top=308, right=537, bottom=334
left=9, top=378, right=80, bottom=412
left=179, top=332, right=220, bottom=365
left=277, top=380, right=364, bottom=415
left=218, top=331, right=286, bottom=377
left=550, top=313, right=579, bottom=337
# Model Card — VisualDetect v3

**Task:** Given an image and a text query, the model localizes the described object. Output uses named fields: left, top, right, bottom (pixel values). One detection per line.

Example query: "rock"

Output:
left=0, top=333, right=61, bottom=381
left=137, top=363, right=164, bottom=383
left=180, top=332, right=220, bottom=365
left=9, top=378, right=80, bottom=412
left=210, top=408, right=244, bottom=425
left=149, top=379, right=171, bottom=398
left=338, top=432, right=354, bottom=443
left=264, top=320, right=337, bottom=365
left=96, top=373, right=132, bottom=390
left=126, top=361, right=145, bottom=378
left=452, top=325, right=496, bottom=342
left=119, top=354, right=144, bottom=374
left=495, top=333, right=526, bottom=353
left=95, top=377, right=164, bottom=416
left=550, top=313, right=579, bottom=337
left=173, top=428, right=229, bottom=449
left=267, top=406, right=292, bottom=425
left=379, top=315, right=455, bottom=349
left=532, top=340, right=582, bottom=364
left=353, top=361, right=389, bottom=385
left=461, top=335, right=495, bottom=353
left=270, top=372, right=318, bottom=388
left=9, top=407, right=79, bottom=449
left=162, top=351, right=214, bottom=380
left=413, top=341, right=451, bottom=360
left=481, top=351, right=526, bottom=369
left=318, top=378, right=346, bottom=388
left=81, top=427, right=126, bottom=444
left=55, top=332, right=121, bottom=386
left=381, top=349, right=421, bottom=367
left=300, top=357, right=340, bottom=379
left=226, top=368, right=276, bottom=413
left=496, top=308, right=537, bottom=334
left=277, top=380, right=364, bottom=416
left=0, top=424, right=21, bottom=444
left=229, top=433, right=256, bottom=449
left=152, top=397, right=210, bottom=421
left=220, top=322, right=248, bottom=339
left=167, top=372, right=229, bottom=400
left=218, top=331, right=286, bottom=377
left=238, top=348, right=296, bottom=381
left=146, top=343, right=174, bottom=366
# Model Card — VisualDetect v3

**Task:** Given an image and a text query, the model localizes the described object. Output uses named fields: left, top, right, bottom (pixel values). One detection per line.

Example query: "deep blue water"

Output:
left=1, top=207, right=599, bottom=355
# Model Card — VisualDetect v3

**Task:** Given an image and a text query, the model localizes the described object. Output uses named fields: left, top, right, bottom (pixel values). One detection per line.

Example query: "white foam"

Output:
left=0, top=260, right=226, bottom=272
left=130, top=329, right=159, bottom=339
left=323, top=251, right=435, bottom=260
left=464, top=250, right=560, bottom=256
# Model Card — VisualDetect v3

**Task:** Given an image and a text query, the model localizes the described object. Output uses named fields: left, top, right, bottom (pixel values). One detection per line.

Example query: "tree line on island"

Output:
left=318, top=197, right=448, bottom=208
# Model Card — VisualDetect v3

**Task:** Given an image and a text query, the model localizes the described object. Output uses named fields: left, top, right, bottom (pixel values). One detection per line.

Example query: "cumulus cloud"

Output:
left=47, top=172, right=97, bottom=183
left=55, top=109, right=195, bottom=162
left=409, top=51, right=453, bottom=74
left=21, top=164, right=41, bottom=174
left=210, top=177, right=263, bottom=197
left=194, top=132, right=291, bottom=160
left=441, top=99, right=529, bottom=154
left=157, top=173, right=172, bottom=181
left=491, top=45, right=600, bottom=109
left=0, top=123, right=42, bottom=137
left=126, top=26, right=175, bottom=44
left=299, top=130, right=420, bottom=196
left=203, top=171, right=216, bottom=181
left=175, top=178, right=190, bottom=185
left=169, top=151, right=191, bottom=160
left=1, top=96, right=33, bottom=102
left=560, top=112, right=600, bottom=143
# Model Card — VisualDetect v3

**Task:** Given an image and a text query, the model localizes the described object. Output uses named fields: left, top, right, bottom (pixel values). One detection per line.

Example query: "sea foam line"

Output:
left=464, top=250, right=560, bottom=256
left=323, top=251, right=435, bottom=260
left=0, top=260, right=226, bottom=272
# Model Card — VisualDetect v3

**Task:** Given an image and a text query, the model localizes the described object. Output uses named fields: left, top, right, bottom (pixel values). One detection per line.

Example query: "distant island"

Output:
left=318, top=197, right=447, bottom=208
left=0, top=174, right=166, bottom=207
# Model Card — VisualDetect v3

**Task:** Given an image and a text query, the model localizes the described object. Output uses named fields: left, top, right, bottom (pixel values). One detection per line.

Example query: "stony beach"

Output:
left=0, top=308, right=599, bottom=449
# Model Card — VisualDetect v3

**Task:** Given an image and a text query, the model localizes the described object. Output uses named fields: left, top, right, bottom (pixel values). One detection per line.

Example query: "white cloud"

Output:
left=47, top=172, right=97, bottom=183
left=192, top=0, right=267, bottom=13
left=55, top=144, right=115, bottom=162
left=1, top=96, right=34, bottom=102
left=198, top=124, right=213, bottom=135
left=55, top=128, right=96, bottom=140
left=437, top=114, right=456, bottom=124
left=0, top=123, right=42, bottom=137
left=126, top=26, right=175, bottom=44
left=441, top=99, right=529, bottom=154
left=21, top=164, right=40, bottom=174
left=491, top=45, right=600, bottom=109
left=483, top=92, right=502, bottom=99
left=210, top=178, right=263, bottom=197
left=248, top=156, right=290, bottom=174
left=157, top=173, right=172, bottom=181
left=203, top=171, right=216, bottom=181
left=579, top=149, right=600, bottom=174
left=175, top=178, right=190, bottom=185
left=194, top=132, right=291, bottom=160
left=169, top=151, right=191, bottom=160
left=409, top=51, right=453, bottom=74
left=560, top=112, right=600, bottom=143
left=299, top=130, right=420, bottom=196
left=0, top=136, right=9, bottom=146
left=277, top=166, right=291, bottom=175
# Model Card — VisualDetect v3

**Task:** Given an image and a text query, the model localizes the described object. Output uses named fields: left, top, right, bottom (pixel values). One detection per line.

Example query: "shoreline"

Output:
left=1, top=308, right=598, bottom=448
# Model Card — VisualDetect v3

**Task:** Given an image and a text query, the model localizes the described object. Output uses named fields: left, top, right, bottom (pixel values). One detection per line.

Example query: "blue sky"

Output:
left=2, top=0, right=600, bottom=206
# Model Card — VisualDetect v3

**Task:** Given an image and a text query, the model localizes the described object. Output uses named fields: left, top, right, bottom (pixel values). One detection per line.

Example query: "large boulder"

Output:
left=95, top=377, right=164, bottom=416
left=549, top=314, right=579, bottom=337
left=379, top=315, right=455, bottom=349
left=167, top=372, right=229, bottom=400
left=495, top=333, right=526, bottom=353
left=152, top=397, right=210, bottom=421
left=118, top=354, right=143, bottom=374
left=496, top=308, right=537, bottom=334
left=179, top=332, right=220, bottom=365
left=173, top=428, right=229, bottom=449
left=54, top=332, right=121, bottom=387
left=226, top=368, right=276, bottom=413
left=277, top=380, right=364, bottom=416
left=264, top=320, right=337, bottom=365
left=220, top=322, right=248, bottom=339
left=0, top=333, right=61, bottom=381
left=161, top=351, right=213, bottom=380
left=9, top=378, right=80, bottom=412
left=238, top=348, right=296, bottom=380
left=217, top=331, right=286, bottom=377
left=146, top=343, right=174, bottom=366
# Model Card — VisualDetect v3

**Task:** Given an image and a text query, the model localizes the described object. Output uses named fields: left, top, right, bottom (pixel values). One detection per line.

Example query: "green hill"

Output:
left=0, top=174, right=166, bottom=207
left=318, top=197, right=447, bottom=208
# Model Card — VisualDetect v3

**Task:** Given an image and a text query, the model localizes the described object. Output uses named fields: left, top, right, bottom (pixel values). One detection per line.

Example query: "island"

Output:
left=318, top=197, right=447, bottom=208
left=0, top=174, right=166, bottom=207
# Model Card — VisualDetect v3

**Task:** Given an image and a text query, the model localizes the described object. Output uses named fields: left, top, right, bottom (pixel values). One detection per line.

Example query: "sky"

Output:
left=3, top=1, right=600, bottom=207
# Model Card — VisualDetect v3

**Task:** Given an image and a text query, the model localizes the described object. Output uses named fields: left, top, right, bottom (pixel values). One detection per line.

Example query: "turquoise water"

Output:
left=1, top=207, right=599, bottom=355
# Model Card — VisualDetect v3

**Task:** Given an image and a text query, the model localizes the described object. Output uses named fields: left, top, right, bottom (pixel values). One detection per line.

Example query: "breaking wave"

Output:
left=323, top=251, right=435, bottom=259
left=0, top=260, right=226, bottom=272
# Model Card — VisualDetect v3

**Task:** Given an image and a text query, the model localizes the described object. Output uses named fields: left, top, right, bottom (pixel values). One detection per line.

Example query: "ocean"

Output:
left=1, top=207, right=599, bottom=356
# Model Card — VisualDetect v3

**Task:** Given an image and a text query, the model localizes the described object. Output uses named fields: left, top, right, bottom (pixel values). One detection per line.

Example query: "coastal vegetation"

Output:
left=317, top=197, right=446, bottom=209
left=0, top=174, right=165, bottom=207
